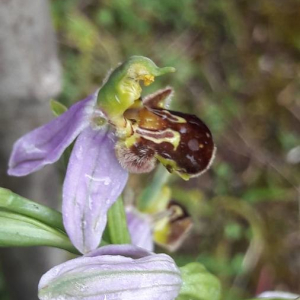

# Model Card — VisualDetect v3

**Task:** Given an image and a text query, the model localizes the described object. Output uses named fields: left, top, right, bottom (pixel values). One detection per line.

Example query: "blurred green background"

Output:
left=50, top=0, right=300, bottom=299
left=3, top=0, right=299, bottom=299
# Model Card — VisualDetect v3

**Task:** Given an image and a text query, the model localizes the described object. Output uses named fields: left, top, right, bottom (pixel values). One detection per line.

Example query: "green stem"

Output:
left=107, top=197, right=131, bottom=244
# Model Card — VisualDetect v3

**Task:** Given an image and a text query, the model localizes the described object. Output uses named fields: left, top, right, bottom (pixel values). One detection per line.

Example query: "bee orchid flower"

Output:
left=126, top=198, right=193, bottom=252
left=8, top=56, right=215, bottom=254
left=7, top=57, right=175, bottom=254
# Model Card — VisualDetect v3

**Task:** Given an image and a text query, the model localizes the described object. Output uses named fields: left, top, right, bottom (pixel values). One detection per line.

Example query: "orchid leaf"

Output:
left=0, top=210, right=78, bottom=254
left=107, top=197, right=131, bottom=244
left=0, top=188, right=64, bottom=231
left=177, top=262, right=221, bottom=300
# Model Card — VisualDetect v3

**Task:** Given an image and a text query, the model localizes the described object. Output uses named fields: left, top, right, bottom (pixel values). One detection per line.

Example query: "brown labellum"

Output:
left=115, top=88, right=216, bottom=179
left=143, top=108, right=216, bottom=179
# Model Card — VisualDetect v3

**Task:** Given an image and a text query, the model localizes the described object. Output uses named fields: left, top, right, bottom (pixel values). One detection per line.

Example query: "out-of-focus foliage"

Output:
left=51, top=0, right=300, bottom=299
left=178, top=262, right=221, bottom=300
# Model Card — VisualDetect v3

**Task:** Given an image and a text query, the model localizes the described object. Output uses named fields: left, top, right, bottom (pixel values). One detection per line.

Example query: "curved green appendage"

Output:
left=97, top=56, right=175, bottom=130
left=50, top=99, right=68, bottom=117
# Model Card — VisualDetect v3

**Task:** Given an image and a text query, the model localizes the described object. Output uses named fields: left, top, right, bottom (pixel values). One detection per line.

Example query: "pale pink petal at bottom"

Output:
left=38, top=245, right=182, bottom=300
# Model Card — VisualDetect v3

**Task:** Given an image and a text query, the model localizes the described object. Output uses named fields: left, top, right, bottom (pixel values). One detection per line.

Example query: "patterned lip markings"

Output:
left=116, top=88, right=216, bottom=180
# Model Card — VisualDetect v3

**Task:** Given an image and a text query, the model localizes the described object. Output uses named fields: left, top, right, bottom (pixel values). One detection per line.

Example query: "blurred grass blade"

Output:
left=107, top=197, right=131, bottom=244
left=0, top=188, right=64, bottom=232
left=0, top=210, right=78, bottom=254
left=50, top=99, right=68, bottom=117
left=138, top=164, right=170, bottom=211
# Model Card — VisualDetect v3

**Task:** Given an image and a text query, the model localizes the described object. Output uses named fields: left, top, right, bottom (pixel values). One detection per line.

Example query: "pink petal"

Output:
left=62, top=127, right=128, bottom=254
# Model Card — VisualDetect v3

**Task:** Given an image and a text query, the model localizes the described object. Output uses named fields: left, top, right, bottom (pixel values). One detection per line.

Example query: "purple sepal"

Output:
left=8, top=93, right=97, bottom=176
left=126, top=207, right=154, bottom=252
left=38, top=245, right=182, bottom=300
left=62, top=127, right=128, bottom=254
